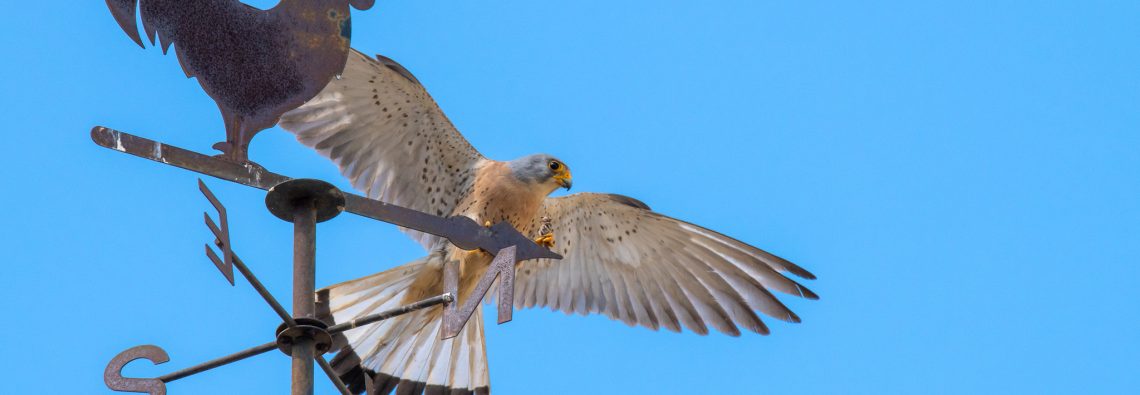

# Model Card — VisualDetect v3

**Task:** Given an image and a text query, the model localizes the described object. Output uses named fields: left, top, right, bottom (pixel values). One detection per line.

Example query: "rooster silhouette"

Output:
left=105, top=0, right=376, bottom=163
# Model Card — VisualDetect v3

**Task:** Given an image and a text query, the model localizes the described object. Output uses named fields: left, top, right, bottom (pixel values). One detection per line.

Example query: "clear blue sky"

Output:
left=2, top=1, right=1137, bottom=394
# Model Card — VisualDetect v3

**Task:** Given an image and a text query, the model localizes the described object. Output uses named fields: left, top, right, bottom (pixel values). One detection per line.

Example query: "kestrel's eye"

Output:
left=549, top=161, right=561, bottom=171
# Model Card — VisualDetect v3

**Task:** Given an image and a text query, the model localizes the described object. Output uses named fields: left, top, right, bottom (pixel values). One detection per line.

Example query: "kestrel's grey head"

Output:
left=507, top=153, right=573, bottom=193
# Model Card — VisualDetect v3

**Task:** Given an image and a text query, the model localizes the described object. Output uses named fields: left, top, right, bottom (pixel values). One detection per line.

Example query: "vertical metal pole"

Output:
left=441, top=259, right=459, bottom=338
left=292, top=200, right=317, bottom=395
left=267, top=179, right=343, bottom=395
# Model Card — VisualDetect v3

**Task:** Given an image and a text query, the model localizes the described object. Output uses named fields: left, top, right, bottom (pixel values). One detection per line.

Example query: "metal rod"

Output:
left=293, top=201, right=318, bottom=320
left=157, top=341, right=277, bottom=383
left=224, top=244, right=297, bottom=327
left=442, top=259, right=459, bottom=337
left=292, top=202, right=318, bottom=395
left=292, top=338, right=315, bottom=395
left=315, top=356, right=352, bottom=395
left=327, top=293, right=454, bottom=335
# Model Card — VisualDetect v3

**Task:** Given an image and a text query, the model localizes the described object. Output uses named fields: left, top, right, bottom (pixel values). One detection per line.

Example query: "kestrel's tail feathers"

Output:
left=318, top=254, right=490, bottom=395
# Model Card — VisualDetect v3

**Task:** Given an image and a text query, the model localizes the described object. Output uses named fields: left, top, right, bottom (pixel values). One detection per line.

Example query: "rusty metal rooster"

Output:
left=105, top=0, right=377, bottom=163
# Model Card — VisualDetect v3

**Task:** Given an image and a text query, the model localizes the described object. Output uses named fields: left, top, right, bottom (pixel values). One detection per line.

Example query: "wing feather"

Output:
left=279, top=49, right=485, bottom=249
left=639, top=267, right=682, bottom=332
left=518, top=193, right=816, bottom=336
left=680, top=235, right=793, bottom=326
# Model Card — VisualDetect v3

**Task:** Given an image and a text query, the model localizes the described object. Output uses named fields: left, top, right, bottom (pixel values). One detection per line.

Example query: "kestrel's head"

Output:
left=508, top=154, right=573, bottom=194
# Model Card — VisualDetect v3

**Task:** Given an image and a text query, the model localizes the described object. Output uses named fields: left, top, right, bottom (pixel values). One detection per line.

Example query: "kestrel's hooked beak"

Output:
left=553, top=170, right=573, bottom=190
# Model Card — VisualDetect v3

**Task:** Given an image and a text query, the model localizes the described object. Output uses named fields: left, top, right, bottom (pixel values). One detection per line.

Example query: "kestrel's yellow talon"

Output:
left=483, top=220, right=492, bottom=227
left=534, top=233, right=555, bottom=249
left=534, top=216, right=555, bottom=248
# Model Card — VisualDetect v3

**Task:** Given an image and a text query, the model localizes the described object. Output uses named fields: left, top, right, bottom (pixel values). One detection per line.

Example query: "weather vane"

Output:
left=98, top=1, right=820, bottom=394
left=96, top=1, right=557, bottom=394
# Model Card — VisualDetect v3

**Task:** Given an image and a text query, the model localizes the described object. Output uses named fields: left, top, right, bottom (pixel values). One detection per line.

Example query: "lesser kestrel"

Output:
left=278, top=49, right=817, bottom=395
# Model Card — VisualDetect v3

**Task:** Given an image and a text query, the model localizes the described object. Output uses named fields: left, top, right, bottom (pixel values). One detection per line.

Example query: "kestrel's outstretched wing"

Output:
left=517, top=193, right=818, bottom=336
left=279, top=50, right=484, bottom=249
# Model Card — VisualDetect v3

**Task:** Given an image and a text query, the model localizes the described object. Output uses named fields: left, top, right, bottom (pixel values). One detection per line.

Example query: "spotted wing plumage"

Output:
left=279, top=49, right=484, bottom=249
left=516, top=193, right=817, bottom=336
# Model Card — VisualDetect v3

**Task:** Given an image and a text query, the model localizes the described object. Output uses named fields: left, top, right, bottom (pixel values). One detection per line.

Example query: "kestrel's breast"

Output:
left=401, top=161, right=548, bottom=304
left=452, top=161, right=546, bottom=235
